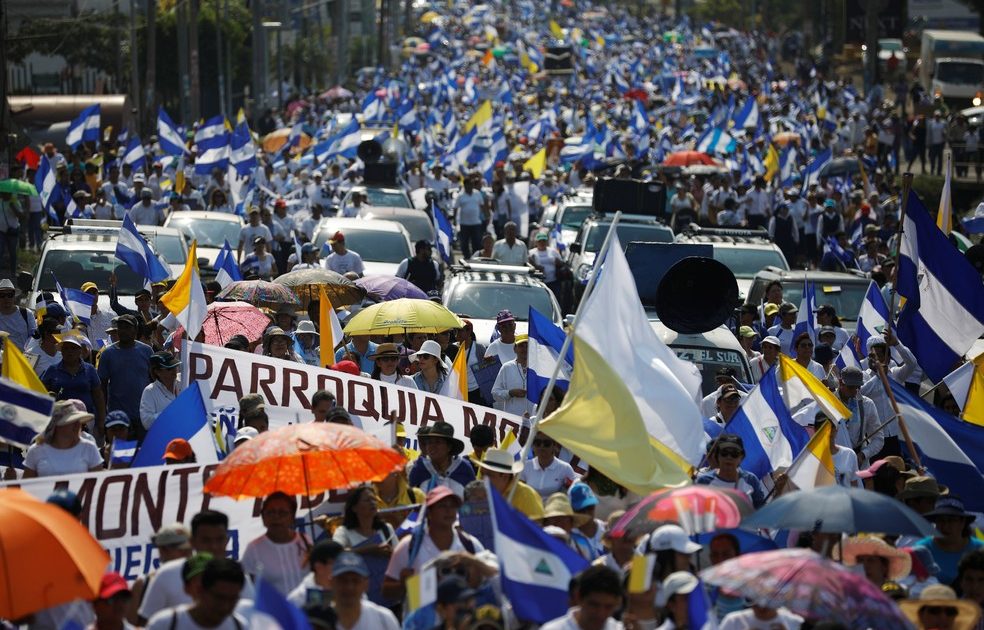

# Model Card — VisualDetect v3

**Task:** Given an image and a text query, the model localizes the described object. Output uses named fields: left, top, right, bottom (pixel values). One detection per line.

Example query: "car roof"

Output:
left=360, top=207, right=429, bottom=218
left=165, top=211, right=244, bottom=223
left=349, top=186, right=406, bottom=195
left=316, top=217, right=409, bottom=234
left=43, top=233, right=129, bottom=249
left=448, top=269, right=548, bottom=289
left=754, top=266, right=868, bottom=282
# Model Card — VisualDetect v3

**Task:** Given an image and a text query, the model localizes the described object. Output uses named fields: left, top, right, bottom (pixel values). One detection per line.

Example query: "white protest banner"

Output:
left=184, top=341, right=531, bottom=452
left=0, top=463, right=335, bottom=581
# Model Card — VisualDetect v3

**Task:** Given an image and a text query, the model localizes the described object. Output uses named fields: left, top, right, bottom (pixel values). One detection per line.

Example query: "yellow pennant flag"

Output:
left=937, top=151, right=952, bottom=234
left=549, top=20, right=564, bottom=39
left=523, top=148, right=547, bottom=180
left=463, top=100, right=492, bottom=133
left=440, top=342, right=469, bottom=401
left=778, top=354, right=851, bottom=422
left=784, top=419, right=836, bottom=492
left=160, top=241, right=207, bottom=342
left=319, top=286, right=344, bottom=368
left=763, top=144, right=780, bottom=182
left=2, top=337, right=47, bottom=394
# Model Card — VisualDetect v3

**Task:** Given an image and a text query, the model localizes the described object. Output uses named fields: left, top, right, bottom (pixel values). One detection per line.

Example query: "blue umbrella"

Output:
left=356, top=275, right=428, bottom=302
left=740, top=485, right=934, bottom=537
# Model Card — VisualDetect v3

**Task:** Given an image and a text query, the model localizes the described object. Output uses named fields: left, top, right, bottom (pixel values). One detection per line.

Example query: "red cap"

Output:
left=329, top=231, right=345, bottom=244
left=274, top=198, right=287, bottom=208
left=425, top=485, right=463, bottom=508
left=330, top=360, right=360, bottom=375
left=98, top=572, right=130, bottom=600
left=163, top=438, right=193, bottom=461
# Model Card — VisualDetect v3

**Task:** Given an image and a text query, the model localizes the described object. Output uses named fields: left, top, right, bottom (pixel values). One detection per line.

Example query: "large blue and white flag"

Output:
left=66, top=104, right=101, bottom=149
left=789, top=280, right=815, bottom=356
left=319, top=119, right=362, bottom=162
left=432, top=202, right=453, bottom=263
left=696, top=127, right=736, bottom=155
left=723, top=367, right=809, bottom=478
left=897, top=190, right=984, bottom=382
left=731, top=97, right=759, bottom=129
left=856, top=281, right=889, bottom=352
left=122, top=136, right=146, bottom=171
left=194, top=115, right=231, bottom=175
left=230, top=120, right=258, bottom=177
left=0, top=376, right=54, bottom=448
left=115, top=214, right=172, bottom=283
left=527, top=307, right=573, bottom=405
left=213, top=239, right=243, bottom=288
left=823, top=236, right=857, bottom=270
left=132, top=382, right=218, bottom=467
left=253, top=576, right=312, bottom=630
left=891, top=381, right=984, bottom=511
left=157, top=107, right=188, bottom=155
left=800, top=148, right=832, bottom=193
left=362, top=92, right=386, bottom=121
left=487, top=479, right=589, bottom=623
left=53, top=275, right=95, bottom=326
left=34, top=155, right=57, bottom=212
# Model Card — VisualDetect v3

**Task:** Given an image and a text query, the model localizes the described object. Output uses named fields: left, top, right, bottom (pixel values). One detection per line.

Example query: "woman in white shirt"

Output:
left=24, top=317, right=61, bottom=376
left=792, top=333, right=826, bottom=381
left=369, top=343, right=416, bottom=388
left=23, top=399, right=103, bottom=478
left=332, top=486, right=397, bottom=550
left=140, top=351, right=181, bottom=431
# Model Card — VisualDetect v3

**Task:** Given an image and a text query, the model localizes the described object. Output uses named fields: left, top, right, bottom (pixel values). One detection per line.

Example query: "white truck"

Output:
left=920, top=30, right=984, bottom=108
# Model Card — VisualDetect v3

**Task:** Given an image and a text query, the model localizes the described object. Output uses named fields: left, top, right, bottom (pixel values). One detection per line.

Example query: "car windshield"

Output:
left=782, top=282, right=868, bottom=323
left=671, top=345, right=751, bottom=397
left=446, top=283, right=556, bottom=321
left=936, top=61, right=984, bottom=84
left=374, top=214, right=433, bottom=242
left=314, top=229, right=411, bottom=263
left=364, top=189, right=411, bottom=208
left=713, top=247, right=789, bottom=278
left=39, top=249, right=146, bottom=295
left=152, top=234, right=187, bottom=264
left=585, top=223, right=672, bottom=252
left=166, top=216, right=241, bottom=248
left=559, top=205, right=592, bottom=229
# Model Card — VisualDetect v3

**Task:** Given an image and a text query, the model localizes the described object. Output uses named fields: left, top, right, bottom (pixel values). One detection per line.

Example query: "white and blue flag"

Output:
left=53, top=275, right=95, bottom=326
left=856, top=281, right=889, bottom=353
left=527, top=307, right=572, bottom=405
left=122, top=136, right=146, bottom=171
left=696, top=127, right=736, bottom=155
left=432, top=202, right=453, bottom=263
left=34, top=155, right=57, bottom=214
left=722, top=367, right=809, bottom=478
left=252, top=576, right=312, bottom=630
left=731, top=97, right=759, bottom=129
left=214, top=239, right=243, bottom=288
left=110, top=439, right=139, bottom=467
left=194, top=115, right=231, bottom=175
left=487, top=479, right=589, bottom=624
left=230, top=120, right=258, bottom=177
left=65, top=104, right=100, bottom=149
left=319, top=119, right=362, bottom=162
left=897, top=190, right=984, bottom=382
left=962, top=203, right=984, bottom=234
left=157, top=107, right=188, bottom=155
left=131, top=382, right=218, bottom=467
left=115, top=214, right=172, bottom=283
left=0, top=376, right=54, bottom=448
left=789, top=280, right=815, bottom=356
left=801, top=148, right=832, bottom=193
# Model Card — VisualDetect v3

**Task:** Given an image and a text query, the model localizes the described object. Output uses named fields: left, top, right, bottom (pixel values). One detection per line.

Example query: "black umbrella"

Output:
left=818, top=156, right=860, bottom=178
left=741, top=485, right=935, bottom=536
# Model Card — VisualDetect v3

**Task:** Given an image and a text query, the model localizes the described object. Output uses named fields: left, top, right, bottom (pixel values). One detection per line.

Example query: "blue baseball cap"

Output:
left=823, top=199, right=836, bottom=208
left=331, top=552, right=369, bottom=578
left=568, top=482, right=598, bottom=512
left=45, top=303, right=67, bottom=318
left=104, top=410, right=130, bottom=429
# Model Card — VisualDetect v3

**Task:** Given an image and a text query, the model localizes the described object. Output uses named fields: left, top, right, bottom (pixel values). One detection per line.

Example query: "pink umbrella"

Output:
left=612, top=485, right=753, bottom=536
left=320, top=85, right=353, bottom=100
left=175, top=301, right=272, bottom=346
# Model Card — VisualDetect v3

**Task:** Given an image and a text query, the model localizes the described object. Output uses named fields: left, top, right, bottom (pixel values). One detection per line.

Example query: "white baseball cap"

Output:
left=645, top=524, right=702, bottom=554
left=655, top=571, right=700, bottom=607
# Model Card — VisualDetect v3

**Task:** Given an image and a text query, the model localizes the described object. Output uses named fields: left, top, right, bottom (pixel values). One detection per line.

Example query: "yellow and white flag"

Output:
left=439, top=342, right=469, bottom=401
left=941, top=355, right=984, bottom=426
left=779, top=354, right=850, bottom=422
left=319, top=286, right=344, bottom=368
left=160, top=241, right=207, bottom=342
left=938, top=150, right=953, bottom=234
left=2, top=337, right=47, bottom=394
left=784, top=420, right=836, bottom=492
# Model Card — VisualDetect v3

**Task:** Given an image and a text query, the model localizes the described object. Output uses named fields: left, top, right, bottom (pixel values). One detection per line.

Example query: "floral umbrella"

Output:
left=274, top=268, right=366, bottom=309
left=701, top=548, right=914, bottom=628
left=611, top=485, right=753, bottom=537
left=216, top=280, right=301, bottom=310
left=175, top=301, right=271, bottom=345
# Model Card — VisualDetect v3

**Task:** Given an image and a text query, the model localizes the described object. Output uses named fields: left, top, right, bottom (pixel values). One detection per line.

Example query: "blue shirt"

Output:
left=915, top=537, right=984, bottom=585
left=40, top=360, right=101, bottom=413
left=97, top=341, right=153, bottom=421
left=335, top=341, right=378, bottom=374
left=695, top=468, right=768, bottom=508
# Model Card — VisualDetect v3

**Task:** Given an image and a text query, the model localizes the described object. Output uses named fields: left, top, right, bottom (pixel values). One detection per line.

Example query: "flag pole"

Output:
left=874, top=357, right=924, bottom=473
left=507, top=211, right=623, bottom=502
left=887, top=172, right=913, bottom=332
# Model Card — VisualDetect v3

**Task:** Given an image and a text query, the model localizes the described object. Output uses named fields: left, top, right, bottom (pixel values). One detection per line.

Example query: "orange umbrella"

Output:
left=204, top=423, right=406, bottom=499
left=773, top=131, right=801, bottom=147
left=0, top=488, right=111, bottom=619
left=261, top=128, right=313, bottom=154
left=662, top=150, right=720, bottom=167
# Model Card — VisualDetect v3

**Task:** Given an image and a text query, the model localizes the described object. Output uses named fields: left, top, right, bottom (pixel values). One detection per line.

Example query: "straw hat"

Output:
left=899, top=584, right=981, bottom=630
left=837, top=536, right=912, bottom=582
left=541, top=493, right=591, bottom=527
left=475, top=449, right=524, bottom=475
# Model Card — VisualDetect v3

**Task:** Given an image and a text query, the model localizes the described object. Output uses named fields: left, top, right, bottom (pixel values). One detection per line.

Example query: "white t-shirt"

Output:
left=529, top=247, right=562, bottom=283
left=324, top=250, right=365, bottom=276
left=522, top=457, right=580, bottom=499
left=23, top=441, right=102, bottom=477
left=384, top=529, right=485, bottom=578
left=239, top=224, right=273, bottom=248
left=484, top=339, right=515, bottom=363
left=718, top=608, right=804, bottom=630
left=145, top=605, right=246, bottom=630
left=337, top=600, right=401, bottom=630
left=833, top=445, right=860, bottom=488
left=240, top=533, right=309, bottom=595
left=541, top=609, right=624, bottom=630
left=453, top=190, right=485, bottom=226
left=378, top=372, right=417, bottom=389
left=139, top=558, right=256, bottom=621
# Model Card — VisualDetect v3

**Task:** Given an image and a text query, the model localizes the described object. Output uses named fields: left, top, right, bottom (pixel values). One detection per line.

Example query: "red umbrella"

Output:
left=15, top=147, right=40, bottom=170
left=663, top=151, right=720, bottom=167
left=611, top=486, right=753, bottom=537
left=320, top=85, right=353, bottom=100
left=175, top=301, right=271, bottom=345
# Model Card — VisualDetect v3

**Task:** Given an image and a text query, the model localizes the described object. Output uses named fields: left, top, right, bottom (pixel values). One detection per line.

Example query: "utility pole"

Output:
left=377, top=0, right=386, bottom=70
left=115, top=0, right=123, bottom=94
left=336, top=0, right=349, bottom=84
left=252, top=0, right=265, bottom=118
left=860, top=0, right=886, bottom=97
left=217, top=0, right=226, bottom=118
left=176, top=0, right=190, bottom=123
left=225, top=0, right=232, bottom=116
left=129, top=0, right=141, bottom=134
left=145, top=0, right=157, bottom=135
left=189, top=0, right=202, bottom=121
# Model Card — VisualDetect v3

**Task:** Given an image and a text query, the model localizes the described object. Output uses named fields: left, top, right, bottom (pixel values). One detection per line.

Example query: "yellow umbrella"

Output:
left=420, top=10, right=440, bottom=23
left=343, top=298, right=464, bottom=336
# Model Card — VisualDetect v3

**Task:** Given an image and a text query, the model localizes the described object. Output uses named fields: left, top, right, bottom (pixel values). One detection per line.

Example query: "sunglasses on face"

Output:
left=0, top=292, right=14, bottom=299
left=718, top=449, right=743, bottom=458
left=922, top=606, right=958, bottom=617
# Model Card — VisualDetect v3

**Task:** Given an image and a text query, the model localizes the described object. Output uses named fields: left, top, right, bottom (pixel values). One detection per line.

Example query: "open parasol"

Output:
left=216, top=280, right=301, bottom=310
left=342, top=298, right=464, bottom=335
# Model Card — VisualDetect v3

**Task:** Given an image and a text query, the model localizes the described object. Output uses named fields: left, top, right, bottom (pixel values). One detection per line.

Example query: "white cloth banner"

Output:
left=183, top=341, right=531, bottom=451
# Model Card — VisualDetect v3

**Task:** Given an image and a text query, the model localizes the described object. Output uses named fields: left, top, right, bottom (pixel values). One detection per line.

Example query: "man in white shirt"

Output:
left=452, top=177, right=487, bottom=259
left=240, top=492, right=308, bottom=596
left=767, top=302, right=798, bottom=356
left=145, top=557, right=248, bottom=630
left=744, top=176, right=773, bottom=230
left=491, top=334, right=535, bottom=417
left=238, top=209, right=273, bottom=262
left=323, top=231, right=365, bottom=277
left=491, top=221, right=528, bottom=265
left=541, top=565, right=624, bottom=630
left=128, top=189, right=165, bottom=225
left=329, top=552, right=400, bottom=630
left=484, top=310, right=517, bottom=363
left=522, top=433, right=579, bottom=500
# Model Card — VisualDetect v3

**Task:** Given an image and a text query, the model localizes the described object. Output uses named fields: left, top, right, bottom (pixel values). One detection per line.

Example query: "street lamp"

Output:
left=262, top=21, right=284, bottom=110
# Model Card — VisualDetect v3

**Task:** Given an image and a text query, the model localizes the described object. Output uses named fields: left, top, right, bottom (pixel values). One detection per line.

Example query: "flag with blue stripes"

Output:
left=158, top=107, right=188, bottom=155
left=115, top=214, right=172, bottom=283
left=800, top=148, right=831, bottom=193
left=214, top=239, right=243, bottom=288
left=230, top=120, right=258, bottom=177
left=194, top=115, right=231, bottom=175
left=731, top=97, right=759, bottom=129
left=856, top=281, right=889, bottom=353
left=962, top=205, right=984, bottom=234
left=0, top=376, right=54, bottom=448
left=253, top=576, right=312, bottom=630
left=897, top=190, right=984, bottom=381
left=34, top=155, right=57, bottom=213
left=66, top=104, right=100, bottom=149
left=53, top=274, right=95, bottom=326
left=696, top=127, right=736, bottom=155
left=789, top=280, right=815, bottom=356
left=488, top=478, right=589, bottom=623
left=823, top=236, right=857, bottom=270
left=110, top=439, right=139, bottom=467
left=722, top=366, right=809, bottom=478
left=432, top=202, right=453, bottom=263
left=527, top=307, right=572, bottom=404
left=131, top=382, right=217, bottom=467
left=122, top=136, right=146, bottom=171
